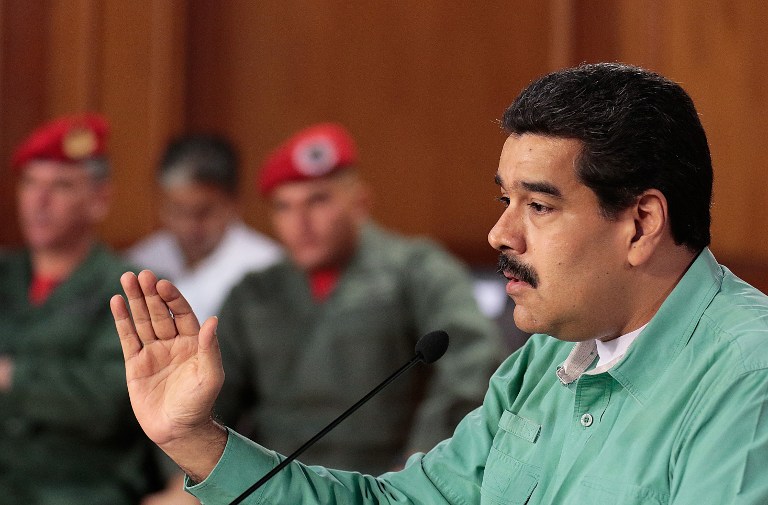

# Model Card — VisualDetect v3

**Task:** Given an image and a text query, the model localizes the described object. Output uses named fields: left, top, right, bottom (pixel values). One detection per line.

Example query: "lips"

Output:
left=503, top=276, right=532, bottom=299
left=497, top=253, right=539, bottom=289
left=504, top=272, right=530, bottom=287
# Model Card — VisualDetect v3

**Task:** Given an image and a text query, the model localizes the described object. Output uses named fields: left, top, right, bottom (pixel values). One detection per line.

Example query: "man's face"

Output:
left=17, top=160, right=109, bottom=252
left=159, top=182, right=235, bottom=266
left=270, top=173, right=367, bottom=272
left=489, top=134, right=636, bottom=342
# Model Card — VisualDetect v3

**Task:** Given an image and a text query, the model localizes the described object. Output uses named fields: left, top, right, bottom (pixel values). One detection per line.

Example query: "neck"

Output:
left=183, top=251, right=207, bottom=270
left=31, top=238, right=95, bottom=279
left=616, top=246, right=699, bottom=338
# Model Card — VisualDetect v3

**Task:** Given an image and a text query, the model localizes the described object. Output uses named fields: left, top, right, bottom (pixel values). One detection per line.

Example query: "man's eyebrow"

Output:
left=495, top=172, right=563, bottom=199
left=520, top=180, right=563, bottom=199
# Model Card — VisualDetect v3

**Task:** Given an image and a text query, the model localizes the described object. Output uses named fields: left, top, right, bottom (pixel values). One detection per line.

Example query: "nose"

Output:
left=294, top=207, right=315, bottom=237
left=488, top=208, right=526, bottom=254
left=273, top=205, right=313, bottom=244
left=21, top=183, right=52, bottom=209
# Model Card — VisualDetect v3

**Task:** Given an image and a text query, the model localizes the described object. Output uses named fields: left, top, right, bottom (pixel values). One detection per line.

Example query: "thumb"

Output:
left=198, top=316, right=224, bottom=383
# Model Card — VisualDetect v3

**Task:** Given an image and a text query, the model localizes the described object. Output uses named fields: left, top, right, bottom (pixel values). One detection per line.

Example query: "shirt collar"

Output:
left=595, top=323, right=647, bottom=368
left=556, top=248, right=723, bottom=404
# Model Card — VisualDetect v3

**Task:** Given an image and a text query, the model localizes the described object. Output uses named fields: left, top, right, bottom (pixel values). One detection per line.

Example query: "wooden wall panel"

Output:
left=0, top=0, right=48, bottom=248
left=2, top=0, right=767, bottom=292
left=97, top=0, right=187, bottom=247
left=186, top=1, right=557, bottom=265
left=0, top=0, right=187, bottom=250
left=46, top=0, right=102, bottom=113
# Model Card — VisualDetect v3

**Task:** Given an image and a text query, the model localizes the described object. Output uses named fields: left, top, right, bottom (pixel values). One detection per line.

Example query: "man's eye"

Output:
left=53, top=181, right=77, bottom=192
left=496, top=196, right=510, bottom=208
left=527, top=202, right=551, bottom=213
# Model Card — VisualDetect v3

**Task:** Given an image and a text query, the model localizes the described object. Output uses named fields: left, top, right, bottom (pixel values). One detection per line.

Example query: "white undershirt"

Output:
left=594, top=323, right=648, bottom=369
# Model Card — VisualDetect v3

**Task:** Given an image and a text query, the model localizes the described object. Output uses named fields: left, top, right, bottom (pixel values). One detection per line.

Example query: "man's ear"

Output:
left=627, top=189, right=668, bottom=267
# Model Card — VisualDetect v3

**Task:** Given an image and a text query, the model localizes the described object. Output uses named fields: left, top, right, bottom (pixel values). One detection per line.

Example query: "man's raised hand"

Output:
left=111, top=270, right=227, bottom=481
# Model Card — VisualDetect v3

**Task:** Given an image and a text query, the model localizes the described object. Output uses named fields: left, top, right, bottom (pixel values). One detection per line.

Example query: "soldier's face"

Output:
left=17, top=160, right=108, bottom=252
left=270, top=172, right=367, bottom=272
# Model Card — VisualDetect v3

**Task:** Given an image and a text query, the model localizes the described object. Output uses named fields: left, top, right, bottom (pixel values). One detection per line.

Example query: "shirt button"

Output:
left=580, top=413, right=594, bottom=427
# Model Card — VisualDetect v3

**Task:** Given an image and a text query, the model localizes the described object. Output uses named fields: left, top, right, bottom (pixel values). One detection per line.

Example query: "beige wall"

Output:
left=1, top=0, right=767, bottom=289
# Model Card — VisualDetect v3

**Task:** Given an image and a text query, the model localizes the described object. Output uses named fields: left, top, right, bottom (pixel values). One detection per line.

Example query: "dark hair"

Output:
left=158, top=134, right=239, bottom=194
left=501, top=62, right=712, bottom=252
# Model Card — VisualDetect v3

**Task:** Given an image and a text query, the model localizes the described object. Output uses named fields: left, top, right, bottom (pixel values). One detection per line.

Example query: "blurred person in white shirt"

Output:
left=127, top=134, right=281, bottom=323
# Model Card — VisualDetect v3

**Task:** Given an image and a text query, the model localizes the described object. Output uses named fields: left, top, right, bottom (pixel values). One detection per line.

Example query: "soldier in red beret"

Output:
left=215, top=123, right=501, bottom=470
left=0, top=114, right=158, bottom=504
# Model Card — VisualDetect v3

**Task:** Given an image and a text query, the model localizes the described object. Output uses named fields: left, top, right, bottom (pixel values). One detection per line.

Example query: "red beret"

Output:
left=12, top=113, right=109, bottom=171
left=257, top=123, right=357, bottom=195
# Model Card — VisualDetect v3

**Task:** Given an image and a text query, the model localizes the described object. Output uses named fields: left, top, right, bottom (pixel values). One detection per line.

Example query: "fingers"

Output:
left=117, top=269, right=203, bottom=345
left=110, top=293, right=142, bottom=361
left=155, top=278, right=201, bottom=337
left=120, top=271, right=159, bottom=345
left=137, top=271, right=182, bottom=340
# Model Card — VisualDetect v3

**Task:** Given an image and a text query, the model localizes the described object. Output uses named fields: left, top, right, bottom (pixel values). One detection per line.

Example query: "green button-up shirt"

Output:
left=188, top=248, right=768, bottom=504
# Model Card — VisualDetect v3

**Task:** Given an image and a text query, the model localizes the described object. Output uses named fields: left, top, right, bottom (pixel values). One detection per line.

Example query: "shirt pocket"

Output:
left=481, top=410, right=542, bottom=505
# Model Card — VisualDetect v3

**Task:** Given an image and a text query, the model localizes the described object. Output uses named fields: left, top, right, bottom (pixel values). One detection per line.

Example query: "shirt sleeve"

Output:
left=186, top=351, right=524, bottom=504
left=186, top=412, right=495, bottom=505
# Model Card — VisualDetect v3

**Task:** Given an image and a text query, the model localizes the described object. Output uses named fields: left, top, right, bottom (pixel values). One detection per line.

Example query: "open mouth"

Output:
left=497, top=253, right=539, bottom=288
left=505, top=273, right=528, bottom=286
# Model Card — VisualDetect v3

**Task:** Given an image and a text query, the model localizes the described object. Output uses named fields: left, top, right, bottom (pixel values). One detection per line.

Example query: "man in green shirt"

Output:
left=0, top=114, right=158, bottom=504
left=112, top=63, right=768, bottom=504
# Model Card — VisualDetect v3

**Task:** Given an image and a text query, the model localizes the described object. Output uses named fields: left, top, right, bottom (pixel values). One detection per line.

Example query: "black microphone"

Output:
left=228, top=330, right=450, bottom=505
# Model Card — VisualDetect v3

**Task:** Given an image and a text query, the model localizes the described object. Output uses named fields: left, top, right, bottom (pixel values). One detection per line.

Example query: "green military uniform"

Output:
left=215, top=223, right=501, bottom=474
left=189, top=248, right=768, bottom=504
left=0, top=245, right=157, bottom=504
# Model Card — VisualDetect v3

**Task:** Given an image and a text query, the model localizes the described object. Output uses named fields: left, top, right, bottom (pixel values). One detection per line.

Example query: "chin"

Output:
left=512, top=310, right=542, bottom=336
left=292, top=251, right=331, bottom=271
left=23, top=233, right=58, bottom=250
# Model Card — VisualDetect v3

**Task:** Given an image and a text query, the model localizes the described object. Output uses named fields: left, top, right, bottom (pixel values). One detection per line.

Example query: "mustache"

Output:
left=497, top=253, right=539, bottom=288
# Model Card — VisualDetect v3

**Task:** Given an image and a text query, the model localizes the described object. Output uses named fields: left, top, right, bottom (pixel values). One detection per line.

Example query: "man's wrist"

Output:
left=159, top=420, right=228, bottom=484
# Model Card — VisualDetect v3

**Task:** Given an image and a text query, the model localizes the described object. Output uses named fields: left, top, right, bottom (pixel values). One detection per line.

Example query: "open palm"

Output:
left=110, top=270, right=224, bottom=447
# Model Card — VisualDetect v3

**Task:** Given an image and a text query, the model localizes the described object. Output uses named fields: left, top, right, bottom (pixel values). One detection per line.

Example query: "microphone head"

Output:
left=415, top=330, right=449, bottom=364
